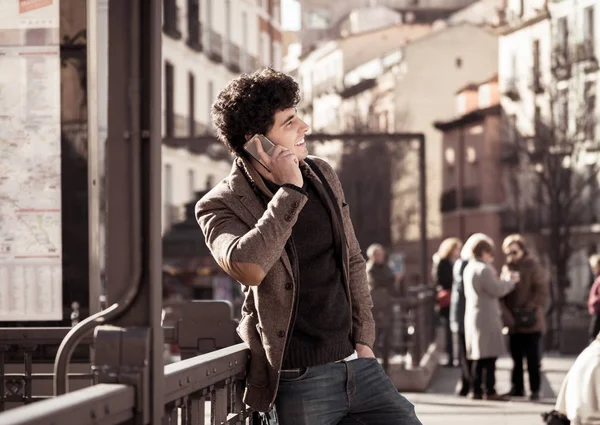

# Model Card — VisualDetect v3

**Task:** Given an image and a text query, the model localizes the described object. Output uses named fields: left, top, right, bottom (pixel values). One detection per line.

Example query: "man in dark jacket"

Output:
left=502, top=234, right=549, bottom=401
left=196, top=68, right=421, bottom=424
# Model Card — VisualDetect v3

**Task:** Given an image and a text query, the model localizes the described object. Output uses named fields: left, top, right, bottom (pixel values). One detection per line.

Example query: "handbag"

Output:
left=436, top=289, right=451, bottom=309
left=513, top=308, right=537, bottom=328
left=541, top=410, right=570, bottom=425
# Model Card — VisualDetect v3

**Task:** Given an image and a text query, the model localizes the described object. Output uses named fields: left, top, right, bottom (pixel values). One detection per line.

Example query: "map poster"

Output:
left=0, top=0, right=62, bottom=321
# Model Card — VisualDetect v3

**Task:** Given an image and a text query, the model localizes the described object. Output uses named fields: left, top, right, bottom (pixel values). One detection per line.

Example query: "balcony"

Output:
left=462, top=186, right=482, bottom=209
left=502, top=77, right=520, bottom=101
left=241, top=52, right=258, bottom=73
left=575, top=39, right=599, bottom=73
left=440, top=187, right=481, bottom=213
left=186, top=19, right=202, bottom=52
left=163, top=0, right=182, bottom=40
left=551, top=45, right=571, bottom=80
left=226, top=42, right=241, bottom=73
left=440, top=189, right=457, bottom=213
left=204, top=28, right=223, bottom=63
left=528, top=67, right=544, bottom=94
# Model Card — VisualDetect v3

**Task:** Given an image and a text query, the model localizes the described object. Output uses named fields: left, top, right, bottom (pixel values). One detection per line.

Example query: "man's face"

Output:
left=504, top=242, right=524, bottom=265
left=265, top=107, right=310, bottom=161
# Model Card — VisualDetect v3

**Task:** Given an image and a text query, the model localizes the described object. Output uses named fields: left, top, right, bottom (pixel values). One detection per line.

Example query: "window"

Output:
left=557, top=16, right=568, bottom=51
left=584, top=6, right=595, bottom=53
left=260, top=32, right=270, bottom=66
left=206, top=0, right=213, bottom=28
left=445, top=148, right=456, bottom=166
left=532, top=39, right=540, bottom=72
left=456, top=93, right=466, bottom=114
left=165, top=61, right=174, bottom=137
left=273, top=2, right=280, bottom=23
left=558, top=89, right=569, bottom=134
left=188, top=169, right=195, bottom=199
left=164, top=164, right=174, bottom=226
left=273, top=41, right=282, bottom=70
left=584, top=81, right=596, bottom=140
left=188, top=72, right=195, bottom=136
left=225, top=0, right=231, bottom=42
left=207, top=80, right=214, bottom=132
left=478, top=84, right=491, bottom=108
left=305, top=9, right=330, bottom=30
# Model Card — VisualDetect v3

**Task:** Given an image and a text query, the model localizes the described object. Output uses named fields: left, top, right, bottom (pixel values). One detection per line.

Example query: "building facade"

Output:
left=297, top=0, right=478, bottom=53
left=499, top=0, right=600, bottom=304
left=434, top=76, right=505, bottom=268
left=392, top=23, right=499, bottom=248
left=160, top=0, right=283, bottom=233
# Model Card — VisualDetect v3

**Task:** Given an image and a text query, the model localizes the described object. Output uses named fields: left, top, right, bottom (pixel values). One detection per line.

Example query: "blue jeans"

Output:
left=273, top=357, right=422, bottom=425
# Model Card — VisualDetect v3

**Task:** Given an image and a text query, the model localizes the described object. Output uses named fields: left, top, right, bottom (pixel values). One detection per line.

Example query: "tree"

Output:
left=502, top=39, right=600, bottom=345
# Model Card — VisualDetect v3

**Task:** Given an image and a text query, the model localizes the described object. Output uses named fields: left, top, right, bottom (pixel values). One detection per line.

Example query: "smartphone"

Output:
left=243, top=134, right=276, bottom=171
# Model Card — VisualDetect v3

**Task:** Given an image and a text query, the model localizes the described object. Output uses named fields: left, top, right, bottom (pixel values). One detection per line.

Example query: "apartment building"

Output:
left=297, top=0, right=478, bottom=53
left=296, top=22, right=432, bottom=134
left=499, top=0, right=600, bottom=303
left=392, top=23, right=499, bottom=248
left=434, top=75, right=505, bottom=267
left=161, top=0, right=283, bottom=233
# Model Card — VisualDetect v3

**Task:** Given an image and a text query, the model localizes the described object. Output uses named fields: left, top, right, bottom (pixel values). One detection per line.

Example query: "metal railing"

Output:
left=0, top=289, right=436, bottom=423
left=371, top=286, right=436, bottom=372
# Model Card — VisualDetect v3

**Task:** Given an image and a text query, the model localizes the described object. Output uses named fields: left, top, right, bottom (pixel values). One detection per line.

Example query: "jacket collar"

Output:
left=229, top=155, right=321, bottom=201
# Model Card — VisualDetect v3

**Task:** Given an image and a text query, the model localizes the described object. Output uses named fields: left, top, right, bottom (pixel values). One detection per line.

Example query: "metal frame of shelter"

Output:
left=0, top=0, right=430, bottom=423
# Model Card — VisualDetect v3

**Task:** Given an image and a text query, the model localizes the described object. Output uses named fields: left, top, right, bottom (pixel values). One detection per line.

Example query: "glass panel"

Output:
left=0, top=0, right=87, bottom=325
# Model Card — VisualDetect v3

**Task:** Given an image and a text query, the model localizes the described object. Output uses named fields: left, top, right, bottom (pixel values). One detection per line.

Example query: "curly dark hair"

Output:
left=211, top=68, right=301, bottom=156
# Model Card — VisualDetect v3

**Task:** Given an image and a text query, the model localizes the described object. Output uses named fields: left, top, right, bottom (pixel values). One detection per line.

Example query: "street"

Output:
left=405, top=355, right=574, bottom=425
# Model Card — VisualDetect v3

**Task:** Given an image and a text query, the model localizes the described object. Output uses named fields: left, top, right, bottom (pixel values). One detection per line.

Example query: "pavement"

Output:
left=403, top=354, right=576, bottom=425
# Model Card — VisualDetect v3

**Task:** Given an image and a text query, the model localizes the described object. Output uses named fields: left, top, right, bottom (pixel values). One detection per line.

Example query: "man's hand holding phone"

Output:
left=254, top=138, right=303, bottom=188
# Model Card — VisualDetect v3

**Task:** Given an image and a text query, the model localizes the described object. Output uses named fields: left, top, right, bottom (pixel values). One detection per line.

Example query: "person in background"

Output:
left=588, top=255, right=600, bottom=344
left=366, top=243, right=398, bottom=363
left=501, top=234, right=550, bottom=401
left=450, top=234, right=483, bottom=396
left=463, top=234, right=517, bottom=400
left=433, top=237, right=462, bottom=367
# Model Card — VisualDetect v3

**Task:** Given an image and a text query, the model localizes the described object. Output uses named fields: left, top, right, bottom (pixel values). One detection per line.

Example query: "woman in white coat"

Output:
left=463, top=235, right=517, bottom=400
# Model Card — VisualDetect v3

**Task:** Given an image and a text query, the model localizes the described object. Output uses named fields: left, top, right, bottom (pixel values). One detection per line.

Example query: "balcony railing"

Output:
left=163, top=0, right=181, bottom=39
left=226, top=42, right=241, bottom=73
left=186, top=19, right=202, bottom=52
left=440, top=187, right=481, bottom=213
left=204, top=28, right=223, bottom=63
left=440, top=188, right=457, bottom=212
left=528, top=67, right=544, bottom=94
left=502, top=77, right=520, bottom=101
left=0, top=290, right=436, bottom=423
left=551, top=44, right=571, bottom=80
left=241, top=52, right=258, bottom=73
left=575, top=39, right=599, bottom=73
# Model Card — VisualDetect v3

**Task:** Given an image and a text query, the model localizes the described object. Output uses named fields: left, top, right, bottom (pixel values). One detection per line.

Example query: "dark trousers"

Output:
left=439, top=307, right=453, bottom=364
left=471, top=357, right=497, bottom=396
left=590, top=314, right=600, bottom=343
left=454, top=332, right=472, bottom=392
left=509, top=332, right=542, bottom=393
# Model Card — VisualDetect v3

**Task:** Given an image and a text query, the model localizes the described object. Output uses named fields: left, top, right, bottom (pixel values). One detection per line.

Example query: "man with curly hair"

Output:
left=195, top=68, right=421, bottom=424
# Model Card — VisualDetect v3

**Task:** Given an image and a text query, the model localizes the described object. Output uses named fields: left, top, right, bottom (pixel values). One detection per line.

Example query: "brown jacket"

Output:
left=195, top=155, right=375, bottom=412
left=503, top=256, right=550, bottom=334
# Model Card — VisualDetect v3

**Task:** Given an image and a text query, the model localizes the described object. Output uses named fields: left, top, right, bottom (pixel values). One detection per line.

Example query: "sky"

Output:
left=281, top=0, right=301, bottom=31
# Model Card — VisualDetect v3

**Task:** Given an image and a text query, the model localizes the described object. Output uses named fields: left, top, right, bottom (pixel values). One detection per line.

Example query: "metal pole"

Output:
left=87, top=0, right=102, bottom=316
left=418, top=135, right=429, bottom=285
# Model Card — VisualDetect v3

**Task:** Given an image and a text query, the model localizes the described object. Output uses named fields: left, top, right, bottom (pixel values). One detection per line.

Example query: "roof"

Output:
left=433, top=103, right=501, bottom=131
